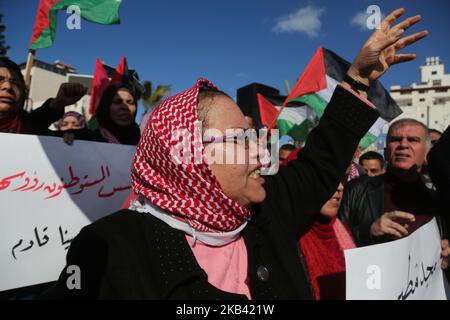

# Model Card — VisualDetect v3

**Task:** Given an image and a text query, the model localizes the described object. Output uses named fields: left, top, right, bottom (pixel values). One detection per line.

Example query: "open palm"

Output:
left=349, top=8, right=428, bottom=84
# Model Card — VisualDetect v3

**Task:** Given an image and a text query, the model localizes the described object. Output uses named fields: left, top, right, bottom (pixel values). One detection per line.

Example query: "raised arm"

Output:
left=28, top=83, right=87, bottom=135
left=262, top=8, right=428, bottom=236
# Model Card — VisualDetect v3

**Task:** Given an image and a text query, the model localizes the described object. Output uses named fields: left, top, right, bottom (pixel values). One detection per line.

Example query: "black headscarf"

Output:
left=96, top=83, right=141, bottom=145
left=0, top=58, right=27, bottom=133
left=0, top=57, right=25, bottom=88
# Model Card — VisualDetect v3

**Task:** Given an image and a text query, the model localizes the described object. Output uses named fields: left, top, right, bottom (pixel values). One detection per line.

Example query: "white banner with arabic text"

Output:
left=345, top=217, right=449, bottom=300
left=0, top=133, right=135, bottom=292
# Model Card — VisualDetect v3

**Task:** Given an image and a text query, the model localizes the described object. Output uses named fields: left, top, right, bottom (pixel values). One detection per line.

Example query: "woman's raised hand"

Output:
left=347, top=8, right=428, bottom=87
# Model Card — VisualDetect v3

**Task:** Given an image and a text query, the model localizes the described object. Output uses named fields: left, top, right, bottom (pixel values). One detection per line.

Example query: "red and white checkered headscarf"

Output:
left=131, top=78, right=251, bottom=233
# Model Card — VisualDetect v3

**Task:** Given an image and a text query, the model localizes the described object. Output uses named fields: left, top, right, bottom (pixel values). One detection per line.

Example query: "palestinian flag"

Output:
left=257, top=93, right=316, bottom=143
left=285, top=47, right=402, bottom=148
left=30, top=0, right=122, bottom=50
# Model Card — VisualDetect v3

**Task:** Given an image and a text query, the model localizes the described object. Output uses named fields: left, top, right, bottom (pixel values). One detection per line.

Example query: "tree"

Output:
left=141, top=81, right=171, bottom=115
left=0, top=14, right=10, bottom=58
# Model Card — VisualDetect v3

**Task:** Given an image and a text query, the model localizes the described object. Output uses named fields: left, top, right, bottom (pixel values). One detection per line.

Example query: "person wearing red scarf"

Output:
left=42, top=9, right=428, bottom=299
left=283, top=147, right=356, bottom=299
left=298, top=183, right=356, bottom=299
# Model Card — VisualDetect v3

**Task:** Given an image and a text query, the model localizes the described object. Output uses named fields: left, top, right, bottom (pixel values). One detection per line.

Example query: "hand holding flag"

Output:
left=347, top=8, right=428, bottom=88
left=261, top=8, right=427, bottom=149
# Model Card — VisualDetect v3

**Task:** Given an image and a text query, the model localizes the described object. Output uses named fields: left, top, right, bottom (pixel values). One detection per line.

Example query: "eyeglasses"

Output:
left=203, top=129, right=259, bottom=150
left=0, top=75, right=25, bottom=91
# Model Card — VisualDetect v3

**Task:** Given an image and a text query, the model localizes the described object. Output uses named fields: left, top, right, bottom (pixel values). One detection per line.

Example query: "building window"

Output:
left=432, top=71, right=437, bottom=75
left=436, top=88, right=448, bottom=93
left=421, top=114, right=425, bottom=118
left=407, top=103, right=412, bottom=106
left=419, top=98, right=425, bottom=102
left=433, top=80, right=442, bottom=86
left=418, top=90, right=425, bottom=94
left=400, top=91, right=411, bottom=95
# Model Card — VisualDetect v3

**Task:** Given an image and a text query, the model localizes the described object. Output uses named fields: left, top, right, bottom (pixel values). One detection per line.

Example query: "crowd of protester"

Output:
left=0, top=8, right=449, bottom=300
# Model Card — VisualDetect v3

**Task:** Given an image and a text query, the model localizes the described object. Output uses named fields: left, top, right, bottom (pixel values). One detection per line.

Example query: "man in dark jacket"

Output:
left=339, top=119, right=449, bottom=257
left=359, top=151, right=385, bottom=177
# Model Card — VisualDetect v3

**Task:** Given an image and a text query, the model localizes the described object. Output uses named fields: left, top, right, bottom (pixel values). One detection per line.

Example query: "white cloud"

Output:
left=350, top=12, right=369, bottom=30
left=350, top=11, right=385, bottom=31
left=236, top=72, right=249, bottom=79
left=272, top=6, right=325, bottom=37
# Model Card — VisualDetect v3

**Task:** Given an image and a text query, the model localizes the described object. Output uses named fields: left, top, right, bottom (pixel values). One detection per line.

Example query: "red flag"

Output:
left=111, top=56, right=128, bottom=85
left=88, top=59, right=110, bottom=116
left=284, top=47, right=327, bottom=105
left=257, top=93, right=279, bottom=127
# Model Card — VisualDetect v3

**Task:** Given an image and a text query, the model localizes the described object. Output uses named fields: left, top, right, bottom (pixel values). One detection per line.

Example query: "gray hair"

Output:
left=197, top=88, right=231, bottom=132
left=387, top=118, right=431, bottom=150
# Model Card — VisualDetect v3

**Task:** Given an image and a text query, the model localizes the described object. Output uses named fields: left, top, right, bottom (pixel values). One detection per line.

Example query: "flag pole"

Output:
left=266, top=80, right=293, bottom=133
left=284, top=80, right=291, bottom=95
left=24, top=49, right=35, bottom=88
left=23, top=49, right=36, bottom=111
left=263, top=102, right=287, bottom=144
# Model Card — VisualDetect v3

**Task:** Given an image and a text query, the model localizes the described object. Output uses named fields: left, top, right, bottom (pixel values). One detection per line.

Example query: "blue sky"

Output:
left=2, top=0, right=450, bottom=108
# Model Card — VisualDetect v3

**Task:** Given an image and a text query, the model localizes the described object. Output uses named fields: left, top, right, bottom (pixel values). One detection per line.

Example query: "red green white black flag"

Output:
left=30, top=0, right=122, bottom=50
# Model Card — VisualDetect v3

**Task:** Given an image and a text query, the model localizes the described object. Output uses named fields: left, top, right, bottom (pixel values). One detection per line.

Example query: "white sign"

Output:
left=0, top=133, right=135, bottom=292
left=345, top=217, right=448, bottom=300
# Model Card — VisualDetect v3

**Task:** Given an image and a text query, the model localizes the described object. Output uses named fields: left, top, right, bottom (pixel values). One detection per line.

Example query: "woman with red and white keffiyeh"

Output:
left=43, top=8, right=427, bottom=299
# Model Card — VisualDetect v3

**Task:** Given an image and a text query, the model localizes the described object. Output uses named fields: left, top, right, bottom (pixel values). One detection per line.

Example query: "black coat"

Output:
left=338, top=172, right=447, bottom=247
left=42, top=86, right=379, bottom=300
left=20, top=99, right=65, bottom=136
left=427, top=125, right=450, bottom=238
left=338, top=174, right=384, bottom=247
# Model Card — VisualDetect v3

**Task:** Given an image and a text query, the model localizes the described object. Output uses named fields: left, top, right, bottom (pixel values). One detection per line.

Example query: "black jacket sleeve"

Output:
left=428, top=125, right=450, bottom=197
left=338, top=181, right=352, bottom=224
left=427, top=125, right=450, bottom=235
left=25, top=99, right=65, bottom=135
left=338, top=176, right=384, bottom=247
left=39, top=227, right=109, bottom=300
left=261, top=85, right=379, bottom=237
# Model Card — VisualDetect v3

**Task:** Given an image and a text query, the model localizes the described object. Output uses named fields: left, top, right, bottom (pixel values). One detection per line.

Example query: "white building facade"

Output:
left=19, top=60, right=94, bottom=120
left=390, top=56, right=450, bottom=132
